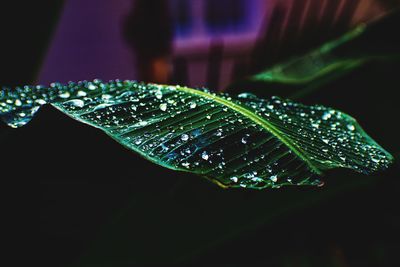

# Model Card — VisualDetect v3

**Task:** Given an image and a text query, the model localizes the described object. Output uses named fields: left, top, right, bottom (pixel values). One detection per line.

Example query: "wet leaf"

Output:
left=0, top=80, right=393, bottom=189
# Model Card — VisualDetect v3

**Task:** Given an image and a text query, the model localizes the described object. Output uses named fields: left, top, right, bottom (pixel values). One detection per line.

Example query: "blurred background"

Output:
left=1, top=0, right=398, bottom=89
left=1, top=0, right=400, bottom=266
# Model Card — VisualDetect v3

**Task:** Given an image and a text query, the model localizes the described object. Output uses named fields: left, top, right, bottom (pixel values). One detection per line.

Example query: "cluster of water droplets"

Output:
left=0, top=79, right=108, bottom=127
left=0, top=79, right=393, bottom=189
left=235, top=94, right=393, bottom=174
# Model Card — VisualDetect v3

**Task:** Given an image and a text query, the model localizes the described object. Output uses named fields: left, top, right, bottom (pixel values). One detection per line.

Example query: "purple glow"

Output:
left=38, top=0, right=137, bottom=85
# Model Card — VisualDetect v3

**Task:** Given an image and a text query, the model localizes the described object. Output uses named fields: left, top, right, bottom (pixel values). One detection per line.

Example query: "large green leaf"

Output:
left=0, top=80, right=393, bottom=189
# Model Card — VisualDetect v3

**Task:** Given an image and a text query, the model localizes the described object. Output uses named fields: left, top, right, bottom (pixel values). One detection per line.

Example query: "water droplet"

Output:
left=100, top=94, right=112, bottom=101
left=93, top=103, right=112, bottom=111
left=311, top=123, right=319, bottom=129
left=181, top=134, right=189, bottom=141
left=159, top=103, right=167, bottom=111
left=59, top=92, right=70, bottom=99
left=181, top=162, right=190, bottom=168
left=238, top=92, right=257, bottom=99
left=201, top=151, right=209, bottom=160
left=347, top=124, right=355, bottom=131
left=189, top=102, right=197, bottom=109
left=322, top=112, right=331, bottom=120
left=64, top=99, right=85, bottom=108
left=241, top=134, right=249, bottom=144
left=135, top=139, right=142, bottom=145
left=14, top=99, right=22, bottom=106
left=230, top=176, right=238, bottom=183
left=77, top=90, right=87, bottom=97
left=371, top=156, right=380, bottom=163
left=270, top=175, right=278, bottom=182
left=35, top=99, right=46, bottom=105
left=155, top=90, right=163, bottom=99
left=251, top=177, right=263, bottom=182
left=88, top=84, right=97, bottom=90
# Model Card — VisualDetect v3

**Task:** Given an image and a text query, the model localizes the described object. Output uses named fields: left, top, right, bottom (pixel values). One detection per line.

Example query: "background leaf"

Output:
left=227, top=10, right=400, bottom=100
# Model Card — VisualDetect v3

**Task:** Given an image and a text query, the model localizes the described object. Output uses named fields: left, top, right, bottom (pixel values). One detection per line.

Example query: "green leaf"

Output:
left=250, top=25, right=368, bottom=85
left=228, top=19, right=400, bottom=99
left=226, top=25, right=369, bottom=99
left=0, top=80, right=393, bottom=189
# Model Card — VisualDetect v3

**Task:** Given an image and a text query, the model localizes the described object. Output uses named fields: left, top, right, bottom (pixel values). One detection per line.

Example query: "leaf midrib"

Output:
left=175, top=86, right=322, bottom=175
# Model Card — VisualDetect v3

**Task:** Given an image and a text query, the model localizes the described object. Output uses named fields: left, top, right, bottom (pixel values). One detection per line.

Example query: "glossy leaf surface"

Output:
left=0, top=80, right=393, bottom=189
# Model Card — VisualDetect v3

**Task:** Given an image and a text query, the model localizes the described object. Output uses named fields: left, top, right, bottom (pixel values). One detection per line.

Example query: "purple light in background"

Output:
left=38, top=0, right=137, bottom=85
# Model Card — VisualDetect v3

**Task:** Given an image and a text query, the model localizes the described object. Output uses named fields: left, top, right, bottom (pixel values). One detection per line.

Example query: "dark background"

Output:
left=1, top=1, right=400, bottom=266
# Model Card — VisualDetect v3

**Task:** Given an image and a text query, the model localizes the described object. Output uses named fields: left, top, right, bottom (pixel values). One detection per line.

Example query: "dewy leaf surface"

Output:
left=0, top=80, right=393, bottom=189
